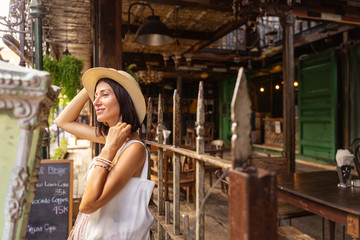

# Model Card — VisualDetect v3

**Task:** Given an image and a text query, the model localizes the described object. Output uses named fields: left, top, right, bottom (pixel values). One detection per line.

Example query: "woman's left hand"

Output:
left=100, top=122, right=132, bottom=161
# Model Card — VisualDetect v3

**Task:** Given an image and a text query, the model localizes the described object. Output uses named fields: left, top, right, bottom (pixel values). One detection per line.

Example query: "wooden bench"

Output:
left=278, top=226, right=315, bottom=240
left=278, top=200, right=314, bottom=226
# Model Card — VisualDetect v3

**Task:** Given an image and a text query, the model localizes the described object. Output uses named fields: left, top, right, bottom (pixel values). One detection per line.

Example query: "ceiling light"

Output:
left=128, top=2, right=173, bottom=47
left=294, top=81, right=299, bottom=87
left=200, top=72, right=209, bottom=79
left=260, top=87, right=264, bottom=92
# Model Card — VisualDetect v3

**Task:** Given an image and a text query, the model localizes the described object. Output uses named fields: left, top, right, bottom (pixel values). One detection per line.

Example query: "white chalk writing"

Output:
left=47, top=166, right=66, bottom=176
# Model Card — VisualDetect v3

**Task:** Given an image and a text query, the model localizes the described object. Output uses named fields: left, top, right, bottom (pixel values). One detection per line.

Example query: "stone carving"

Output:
left=0, top=98, right=39, bottom=130
left=5, top=166, right=28, bottom=220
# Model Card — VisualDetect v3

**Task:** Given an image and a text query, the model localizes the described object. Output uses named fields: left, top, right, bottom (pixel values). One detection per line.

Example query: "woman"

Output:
left=56, top=67, right=154, bottom=240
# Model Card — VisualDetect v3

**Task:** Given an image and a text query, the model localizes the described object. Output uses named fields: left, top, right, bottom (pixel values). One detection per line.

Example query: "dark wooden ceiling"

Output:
left=43, top=0, right=360, bottom=80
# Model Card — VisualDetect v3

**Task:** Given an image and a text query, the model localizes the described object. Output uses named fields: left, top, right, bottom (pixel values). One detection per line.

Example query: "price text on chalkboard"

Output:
left=26, top=160, right=73, bottom=240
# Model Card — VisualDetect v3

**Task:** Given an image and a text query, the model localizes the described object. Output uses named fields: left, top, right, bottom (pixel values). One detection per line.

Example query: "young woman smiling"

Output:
left=56, top=67, right=154, bottom=240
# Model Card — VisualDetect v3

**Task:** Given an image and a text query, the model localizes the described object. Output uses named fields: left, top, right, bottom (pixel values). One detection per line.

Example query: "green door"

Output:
left=220, top=77, right=236, bottom=146
left=297, top=51, right=337, bottom=162
left=350, top=45, right=360, bottom=142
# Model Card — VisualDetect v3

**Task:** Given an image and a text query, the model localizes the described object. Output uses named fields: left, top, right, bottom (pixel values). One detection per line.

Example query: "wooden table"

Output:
left=277, top=171, right=360, bottom=240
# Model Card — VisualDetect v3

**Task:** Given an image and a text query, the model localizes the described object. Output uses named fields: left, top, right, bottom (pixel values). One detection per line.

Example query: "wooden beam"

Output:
left=185, top=19, right=244, bottom=53
left=138, top=0, right=233, bottom=12
left=124, top=24, right=213, bottom=40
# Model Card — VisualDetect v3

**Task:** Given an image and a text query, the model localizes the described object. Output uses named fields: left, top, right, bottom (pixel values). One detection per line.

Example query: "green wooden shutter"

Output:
left=297, top=51, right=337, bottom=162
left=220, top=77, right=236, bottom=146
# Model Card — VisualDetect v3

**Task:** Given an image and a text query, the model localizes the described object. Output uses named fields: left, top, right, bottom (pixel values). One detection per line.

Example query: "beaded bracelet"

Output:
left=94, top=156, right=112, bottom=165
left=96, top=158, right=112, bottom=167
left=94, top=164, right=109, bottom=171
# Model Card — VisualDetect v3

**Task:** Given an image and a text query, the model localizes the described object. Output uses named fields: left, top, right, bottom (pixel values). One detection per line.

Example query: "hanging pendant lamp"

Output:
left=128, top=2, right=173, bottom=47
left=135, top=15, right=173, bottom=46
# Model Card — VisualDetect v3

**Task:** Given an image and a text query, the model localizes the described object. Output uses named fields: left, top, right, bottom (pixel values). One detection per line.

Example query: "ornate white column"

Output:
left=0, top=61, right=59, bottom=240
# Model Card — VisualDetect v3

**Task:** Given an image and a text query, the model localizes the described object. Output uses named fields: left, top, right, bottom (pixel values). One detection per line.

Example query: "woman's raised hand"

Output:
left=104, top=122, right=132, bottom=158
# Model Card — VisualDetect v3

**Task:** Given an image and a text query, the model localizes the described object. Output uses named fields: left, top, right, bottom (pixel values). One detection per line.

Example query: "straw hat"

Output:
left=82, top=67, right=146, bottom=123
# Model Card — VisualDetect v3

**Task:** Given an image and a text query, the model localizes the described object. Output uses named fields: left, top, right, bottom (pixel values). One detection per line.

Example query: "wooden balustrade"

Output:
left=145, top=68, right=277, bottom=240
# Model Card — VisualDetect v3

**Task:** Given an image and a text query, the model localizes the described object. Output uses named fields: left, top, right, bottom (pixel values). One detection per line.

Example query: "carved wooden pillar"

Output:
left=196, top=81, right=205, bottom=240
left=229, top=68, right=277, bottom=240
left=231, top=68, right=252, bottom=169
left=157, top=94, right=165, bottom=240
left=0, top=61, right=59, bottom=239
left=172, top=90, right=181, bottom=235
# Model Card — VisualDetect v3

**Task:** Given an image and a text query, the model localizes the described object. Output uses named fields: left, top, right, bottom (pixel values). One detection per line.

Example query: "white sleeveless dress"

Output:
left=69, top=140, right=155, bottom=240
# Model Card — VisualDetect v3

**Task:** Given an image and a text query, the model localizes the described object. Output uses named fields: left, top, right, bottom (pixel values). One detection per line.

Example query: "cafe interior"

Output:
left=3, top=0, right=360, bottom=239
left=40, top=0, right=360, bottom=167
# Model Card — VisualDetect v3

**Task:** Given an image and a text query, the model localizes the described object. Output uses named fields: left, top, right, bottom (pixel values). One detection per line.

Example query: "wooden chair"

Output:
left=205, top=140, right=225, bottom=189
left=204, top=122, right=215, bottom=147
left=150, top=150, right=195, bottom=203
left=183, top=121, right=196, bottom=147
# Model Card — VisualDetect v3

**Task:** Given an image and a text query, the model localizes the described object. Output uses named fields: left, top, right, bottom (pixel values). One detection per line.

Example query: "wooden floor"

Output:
left=152, top=170, right=353, bottom=240
left=151, top=175, right=229, bottom=239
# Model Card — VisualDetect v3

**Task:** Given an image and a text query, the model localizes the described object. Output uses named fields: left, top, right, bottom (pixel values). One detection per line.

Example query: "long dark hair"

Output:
left=94, top=78, right=140, bottom=136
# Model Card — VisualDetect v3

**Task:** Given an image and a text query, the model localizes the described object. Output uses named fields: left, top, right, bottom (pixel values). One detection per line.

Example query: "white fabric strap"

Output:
left=113, top=140, right=148, bottom=179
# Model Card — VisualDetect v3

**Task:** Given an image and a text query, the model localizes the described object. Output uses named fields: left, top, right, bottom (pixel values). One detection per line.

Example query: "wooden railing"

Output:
left=144, top=68, right=277, bottom=240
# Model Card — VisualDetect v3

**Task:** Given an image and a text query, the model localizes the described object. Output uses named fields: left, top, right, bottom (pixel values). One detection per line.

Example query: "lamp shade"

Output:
left=135, top=15, right=173, bottom=46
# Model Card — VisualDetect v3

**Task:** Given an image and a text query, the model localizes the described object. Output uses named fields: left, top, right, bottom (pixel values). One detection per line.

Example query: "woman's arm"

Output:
left=55, top=88, right=105, bottom=144
left=79, top=123, right=146, bottom=214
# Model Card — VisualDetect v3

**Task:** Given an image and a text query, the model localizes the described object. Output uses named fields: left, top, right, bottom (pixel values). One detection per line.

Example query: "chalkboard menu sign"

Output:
left=27, top=160, right=73, bottom=240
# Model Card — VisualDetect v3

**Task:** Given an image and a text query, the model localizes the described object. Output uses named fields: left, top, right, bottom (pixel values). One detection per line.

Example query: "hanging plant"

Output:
left=58, top=55, right=83, bottom=100
left=44, top=54, right=84, bottom=102
left=44, top=54, right=84, bottom=139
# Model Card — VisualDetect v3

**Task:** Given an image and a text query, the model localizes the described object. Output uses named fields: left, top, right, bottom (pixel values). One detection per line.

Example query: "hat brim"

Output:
left=82, top=67, right=146, bottom=123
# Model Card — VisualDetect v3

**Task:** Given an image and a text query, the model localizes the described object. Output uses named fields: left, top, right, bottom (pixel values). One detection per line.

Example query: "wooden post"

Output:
left=98, top=0, right=122, bottom=68
left=157, top=94, right=164, bottom=214
left=173, top=90, right=181, bottom=235
left=157, top=94, right=165, bottom=240
left=231, top=67, right=252, bottom=168
left=183, top=215, right=190, bottom=240
left=176, top=71, right=183, bottom=144
left=229, top=168, right=277, bottom=240
left=173, top=89, right=181, bottom=148
left=165, top=201, right=171, bottom=240
left=229, top=67, right=277, bottom=240
left=146, top=97, right=152, bottom=140
left=196, top=81, right=205, bottom=240
left=281, top=13, right=296, bottom=173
